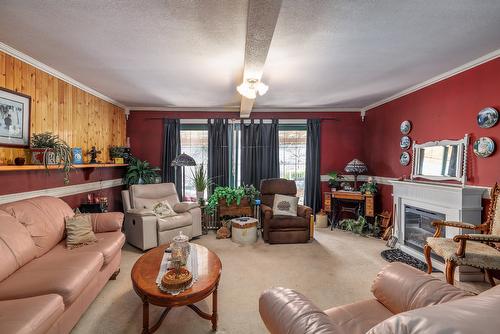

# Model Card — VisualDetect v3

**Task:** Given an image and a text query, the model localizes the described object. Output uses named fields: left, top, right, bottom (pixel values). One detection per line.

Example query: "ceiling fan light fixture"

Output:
left=237, top=78, right=268, bottom=99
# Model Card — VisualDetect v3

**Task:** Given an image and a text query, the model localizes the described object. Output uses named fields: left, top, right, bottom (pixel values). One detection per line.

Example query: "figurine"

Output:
left=87, top=146, right=101, bottom=164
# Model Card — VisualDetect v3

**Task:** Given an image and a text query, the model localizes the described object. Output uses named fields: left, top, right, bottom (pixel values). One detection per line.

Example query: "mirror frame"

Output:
left=411, top=134, right=469, bottom=185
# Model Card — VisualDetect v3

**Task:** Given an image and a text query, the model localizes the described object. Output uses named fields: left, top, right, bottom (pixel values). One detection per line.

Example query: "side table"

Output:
left=231, top=217, right=258, bottom=245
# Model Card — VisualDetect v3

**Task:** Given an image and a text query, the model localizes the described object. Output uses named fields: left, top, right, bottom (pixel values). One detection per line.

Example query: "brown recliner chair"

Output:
left=260, top=178, right=312, bottom=244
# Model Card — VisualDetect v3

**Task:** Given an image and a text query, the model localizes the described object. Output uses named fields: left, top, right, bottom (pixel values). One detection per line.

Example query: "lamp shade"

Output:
left=171, top=153, right=197, bottom=167
left=344, top=159, right=368, bottom=174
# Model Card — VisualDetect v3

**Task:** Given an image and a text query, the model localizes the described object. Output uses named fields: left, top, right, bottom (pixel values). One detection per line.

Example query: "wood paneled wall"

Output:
left=0, top=51, right=126, bottom=164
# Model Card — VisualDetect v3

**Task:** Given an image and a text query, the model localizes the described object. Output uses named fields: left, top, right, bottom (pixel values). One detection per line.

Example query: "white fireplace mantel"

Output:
left=390, top=180, right=484, bottom=278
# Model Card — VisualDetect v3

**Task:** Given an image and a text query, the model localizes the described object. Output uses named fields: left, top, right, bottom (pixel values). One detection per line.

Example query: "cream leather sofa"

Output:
left=260, top=262, right=500, bottom=334
left=122, top=183, right=202, bottom=250
left=0, top=196, right=125, bottom=334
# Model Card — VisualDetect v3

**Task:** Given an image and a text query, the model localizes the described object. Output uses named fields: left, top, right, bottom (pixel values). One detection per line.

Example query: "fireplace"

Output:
left=404, top=205, right=445, bottom=252
left=390, top=180, right=484, bottom=281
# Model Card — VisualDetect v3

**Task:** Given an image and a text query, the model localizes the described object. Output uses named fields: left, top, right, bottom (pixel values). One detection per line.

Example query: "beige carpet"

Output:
left=72, top=228, right=488, bottom=334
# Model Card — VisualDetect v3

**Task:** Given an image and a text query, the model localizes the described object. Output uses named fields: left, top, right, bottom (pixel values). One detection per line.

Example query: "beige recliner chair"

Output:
left=122, top=183, right=202, bottom=250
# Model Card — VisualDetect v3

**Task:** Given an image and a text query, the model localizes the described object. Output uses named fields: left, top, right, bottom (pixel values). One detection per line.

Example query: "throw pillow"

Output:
left=65, top=214, right=97, bottom=249
left=272, top=194, right=299, bottom=217
left=152, top=200, right=177, bottom=218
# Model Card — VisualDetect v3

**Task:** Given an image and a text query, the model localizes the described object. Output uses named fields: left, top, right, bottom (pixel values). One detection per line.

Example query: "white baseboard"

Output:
left=0, top=179, right=124, bottom=204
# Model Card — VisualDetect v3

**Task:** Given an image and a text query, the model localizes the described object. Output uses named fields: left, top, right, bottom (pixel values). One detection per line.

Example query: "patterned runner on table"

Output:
left=156, top=243, right=199, bottom=295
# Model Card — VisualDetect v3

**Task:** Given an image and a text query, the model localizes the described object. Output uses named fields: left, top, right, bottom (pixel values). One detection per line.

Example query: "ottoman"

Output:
left=231, top=217, right=258, bottom=245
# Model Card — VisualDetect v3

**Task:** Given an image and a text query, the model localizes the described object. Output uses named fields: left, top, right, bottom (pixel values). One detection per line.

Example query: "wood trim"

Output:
left=0, top=178, right=124, bottom=204
left=0, top=163, right=126, bottom=172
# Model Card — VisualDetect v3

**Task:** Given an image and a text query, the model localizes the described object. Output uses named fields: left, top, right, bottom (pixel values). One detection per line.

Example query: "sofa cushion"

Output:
left=50, top=231, right=125, bottom=265
left=367, top=284, right=500, bottom=334
left=0, top=196, right=74, bottom=257
left=0, top=210, right=37, bottom=281
left=0, top=248, right=103, bottom=305
left=65, top=214, right=97, bottom=249
left=269, top=215, right=309, bottom=229
left=0, top=294, right=64, bottom=334
left=157, top=212, right=192, bottom=231
left=324, top=299, right=394, bottom=334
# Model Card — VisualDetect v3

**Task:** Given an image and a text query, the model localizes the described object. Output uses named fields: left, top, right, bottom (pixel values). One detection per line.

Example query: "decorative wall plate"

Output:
left=400, top=120, right=412, bottom=135
left=400, top=136, right=411, bottom=150
left=400, top=152, right=411, bottom=166
left=473, top=137, right=495, bottom=158
left=477, top=107, right=498, bottom=128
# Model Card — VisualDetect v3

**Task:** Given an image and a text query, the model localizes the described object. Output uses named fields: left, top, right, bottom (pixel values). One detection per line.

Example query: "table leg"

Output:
left=142, top=300, right=149, bottom=334
left=212, top=287, right=218, bottom=331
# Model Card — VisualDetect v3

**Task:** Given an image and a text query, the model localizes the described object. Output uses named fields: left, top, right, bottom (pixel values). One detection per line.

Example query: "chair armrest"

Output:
left=126, top=208, right=155, bottom=216
left=261, top=204, right=273, bottom=220
left=259, top=287, right=344, bottom=334
left=297, top=204, right=312, bottom=218
left=174, top=202, right=199, bottom=213
left=371, top=262, right=472, bottom=314
left=90, top=212, right=124, bottom=233
left=431, top=220, right=479, bottom=237
left=453, top=234, right=500, bottom=257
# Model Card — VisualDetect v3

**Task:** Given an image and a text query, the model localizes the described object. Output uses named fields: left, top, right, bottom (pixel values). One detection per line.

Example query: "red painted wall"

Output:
left=127, top=111, right=364, bottom=174
left=1, top=167, right=126, bottom=211
left=364, top=58, right=500, bottom=211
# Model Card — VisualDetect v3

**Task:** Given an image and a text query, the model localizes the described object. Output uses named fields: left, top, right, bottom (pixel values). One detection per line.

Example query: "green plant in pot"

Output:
left=328, top=171, right=344, bottom=191
left=360, top=177, right=378, bottom=195
left=205, top=185, right=260, bottom=215
left=124, top=157, right=160, bottom=186
left=190, top=163, right=212, bottom=205
left=30, top=132, right=73, bottom=184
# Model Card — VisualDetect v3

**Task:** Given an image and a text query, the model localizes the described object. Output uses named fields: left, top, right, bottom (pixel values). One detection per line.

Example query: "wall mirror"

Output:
left=411, top=134, right=468, bottom=185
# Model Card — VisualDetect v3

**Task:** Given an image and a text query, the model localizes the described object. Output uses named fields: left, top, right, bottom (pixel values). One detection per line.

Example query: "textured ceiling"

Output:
left=0, top=0, right=499, bottom=110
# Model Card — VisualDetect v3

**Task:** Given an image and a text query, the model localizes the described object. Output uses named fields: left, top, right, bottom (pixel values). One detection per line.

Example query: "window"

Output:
left=279, top=126, right=307, bottom=203
left=180, top=126, right=208, bottom=200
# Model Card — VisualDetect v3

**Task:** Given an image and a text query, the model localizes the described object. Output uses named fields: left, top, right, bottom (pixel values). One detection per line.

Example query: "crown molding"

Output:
left=0, top=42, right=126, bottom=110
left=362, top=48, right=500, bottom=113
left=130, top=106, right=361, bottom=113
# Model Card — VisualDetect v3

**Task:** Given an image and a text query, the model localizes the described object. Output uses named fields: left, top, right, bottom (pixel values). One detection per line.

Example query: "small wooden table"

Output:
left=131, top=244, right=222, bottom=333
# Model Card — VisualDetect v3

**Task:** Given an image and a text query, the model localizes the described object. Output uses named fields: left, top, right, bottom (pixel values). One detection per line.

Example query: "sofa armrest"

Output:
left=297, top=204, right=312, bottom=218
left=259, top=287, right=344, bottom=334
left=371, top=262, right=472, bottom=314
left=90, top=212, right=124, bottom=233
left=261, top=204, right=273, bottom=220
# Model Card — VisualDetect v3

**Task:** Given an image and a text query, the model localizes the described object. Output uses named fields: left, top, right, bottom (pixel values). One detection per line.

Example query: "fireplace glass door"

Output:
left=404, top=206, right=445, bottom=252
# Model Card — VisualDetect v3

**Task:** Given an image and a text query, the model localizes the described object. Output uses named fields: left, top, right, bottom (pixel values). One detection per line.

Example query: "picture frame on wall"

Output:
left=0, top=88, right=31, bottom=147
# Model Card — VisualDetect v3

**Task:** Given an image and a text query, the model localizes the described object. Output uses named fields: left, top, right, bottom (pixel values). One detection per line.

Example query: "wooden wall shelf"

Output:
left=0, top=163, right=128, bottom=172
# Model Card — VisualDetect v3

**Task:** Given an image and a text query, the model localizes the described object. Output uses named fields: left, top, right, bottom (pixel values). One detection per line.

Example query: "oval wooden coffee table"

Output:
left=131, top=244, right=222, bottom=333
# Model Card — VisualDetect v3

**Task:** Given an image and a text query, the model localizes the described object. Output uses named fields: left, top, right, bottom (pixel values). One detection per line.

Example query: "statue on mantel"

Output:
left=87, top=146, right=101, bottom=164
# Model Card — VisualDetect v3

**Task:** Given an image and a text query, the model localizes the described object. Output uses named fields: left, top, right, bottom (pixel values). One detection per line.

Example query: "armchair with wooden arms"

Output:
left=260, top=178, right=312, bottom=244
left=424, top=183, right=500, bottom=286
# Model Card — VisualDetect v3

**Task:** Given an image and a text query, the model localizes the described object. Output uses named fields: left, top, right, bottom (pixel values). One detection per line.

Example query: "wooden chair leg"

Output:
left=485, top=269, right=496, bottom=287
left=445, top=260, right=456, bottom=285
left=423, top=244, right=432, bottom=274
left=110, top=269, right=120, bottom=280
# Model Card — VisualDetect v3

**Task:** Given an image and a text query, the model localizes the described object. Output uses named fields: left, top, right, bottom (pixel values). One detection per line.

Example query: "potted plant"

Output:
left=360, top=177, right=378, bottom=195
left=190, top=163, right=212, bottom=204
left=109, top=146, right=126, bottom=163
left=205, top=185, right=260, bottom=216
left=30, top=132, right=73, bottom=184
left=124, top=157, right=160, bottom=186
left=328, top=171, right=344, bottom=191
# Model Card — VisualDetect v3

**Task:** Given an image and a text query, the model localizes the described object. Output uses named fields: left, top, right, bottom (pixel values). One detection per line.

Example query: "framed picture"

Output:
left=0, top=88, right=31, bottom=147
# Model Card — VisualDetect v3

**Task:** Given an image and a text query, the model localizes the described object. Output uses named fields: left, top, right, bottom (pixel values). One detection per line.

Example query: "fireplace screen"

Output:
left=404, top=206, right=445, bottom=252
